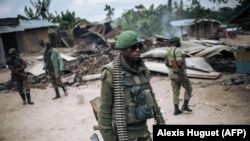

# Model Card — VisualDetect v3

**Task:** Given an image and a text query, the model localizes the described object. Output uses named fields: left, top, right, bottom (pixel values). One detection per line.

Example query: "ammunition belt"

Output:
left=113, top=54, right=128, bottom=141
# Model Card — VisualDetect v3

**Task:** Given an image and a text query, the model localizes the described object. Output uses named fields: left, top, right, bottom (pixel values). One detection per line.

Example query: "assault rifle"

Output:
left=90, top=97, right=101, bottom=141
left=90, top=133, right=99, bottom=141
left=171, top=58, right=187, bottom=81
left=171, top=59, right=191, bottom=95
left=89, top=97, right=117, bottom=141
left=10, top=66, right=27, bottom=78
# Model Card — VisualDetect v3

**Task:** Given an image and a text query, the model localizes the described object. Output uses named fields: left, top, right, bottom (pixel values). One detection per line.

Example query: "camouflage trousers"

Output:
left=47, top=71, right=65, bottom=89
left=15, top=76, right=30, bottom=94
left=170, top=78, right=192, bottom=105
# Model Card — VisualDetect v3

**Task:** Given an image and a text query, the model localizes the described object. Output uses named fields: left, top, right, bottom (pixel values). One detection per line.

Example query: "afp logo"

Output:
left=222, top=129, right=246, bottom=138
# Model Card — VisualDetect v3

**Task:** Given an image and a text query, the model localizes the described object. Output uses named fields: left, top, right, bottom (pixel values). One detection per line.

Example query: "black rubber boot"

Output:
left=52, top=88, right=61, bottom=100
left=19, top=92, right=26, bottom=105
left=174, top=104, right=183, bottom=115
left=182, top=100, right=192, bottom=112
left=26, top=93, right=34, bottom=105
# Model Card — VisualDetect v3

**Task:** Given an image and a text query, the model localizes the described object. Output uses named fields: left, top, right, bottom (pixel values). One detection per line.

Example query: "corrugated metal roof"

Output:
left=0, top=25, right=23, bottom=33
left=0, top=20, right=57, bottom=34
left=170, top=18, right=221, bottom=27
left=195, top=18, right=221, bottom=24
left=170, top=19, right=196, bottom=27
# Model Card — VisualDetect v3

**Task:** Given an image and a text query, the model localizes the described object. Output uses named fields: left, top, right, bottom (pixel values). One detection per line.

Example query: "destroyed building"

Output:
left=0, top=18, right=57, bottom=66
left=170, top=18, right=221, bottom=40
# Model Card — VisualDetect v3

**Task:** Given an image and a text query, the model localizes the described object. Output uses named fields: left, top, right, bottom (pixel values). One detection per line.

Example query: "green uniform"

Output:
left=98, top=54, right=165, bottom=141
left=6, top=56, right=31, bottom=104
left=165, top=46, right=192, bottom=105
left=43, top=47, right=64, bottom=89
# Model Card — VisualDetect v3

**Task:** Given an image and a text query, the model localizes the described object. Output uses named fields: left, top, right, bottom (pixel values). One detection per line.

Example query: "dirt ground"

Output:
left=0, top=38, right=250, bottom=141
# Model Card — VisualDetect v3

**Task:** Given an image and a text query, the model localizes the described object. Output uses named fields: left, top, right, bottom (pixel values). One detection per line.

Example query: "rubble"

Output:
left=0, top=26, right=242, bottom=91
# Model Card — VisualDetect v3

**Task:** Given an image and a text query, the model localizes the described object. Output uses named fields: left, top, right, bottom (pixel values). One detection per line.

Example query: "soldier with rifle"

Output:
left=165, top=36, right=193, bottom=116
left=6, top=48, right=34, bottom=105
left=98, top=30, right=166, bottom=141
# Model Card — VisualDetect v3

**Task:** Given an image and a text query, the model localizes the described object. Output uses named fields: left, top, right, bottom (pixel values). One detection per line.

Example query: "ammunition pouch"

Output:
left=131, top=86, right=153, bottom=120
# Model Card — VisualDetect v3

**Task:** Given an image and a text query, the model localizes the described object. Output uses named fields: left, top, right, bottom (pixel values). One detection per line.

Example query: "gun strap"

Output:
left=142, top=62, right=165, bottom=124
left=112, top=53, right=128, bottom=141
left=173, top=47, right=177, bottom=59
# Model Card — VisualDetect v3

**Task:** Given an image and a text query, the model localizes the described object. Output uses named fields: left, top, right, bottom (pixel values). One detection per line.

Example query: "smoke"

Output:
left=160, top=12, right=183, bottom=38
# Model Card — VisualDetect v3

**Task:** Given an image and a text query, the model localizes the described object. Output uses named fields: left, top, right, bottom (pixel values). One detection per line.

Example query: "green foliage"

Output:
left=18, top=0, right=248, bottom=36
left=115, top=0, right=247, bottom=38
left=115, top=4, right=167, bottom=37
left=49, top=10, right=89, bottom=30
left=19, top=0, right=88, bottom=30
left=215, top=7, right=234, bottom=23
left=18, top=0, right=51, bottom=20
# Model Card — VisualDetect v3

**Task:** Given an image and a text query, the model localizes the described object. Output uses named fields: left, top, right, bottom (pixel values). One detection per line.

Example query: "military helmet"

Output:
left=44, top=39, right=51, bottom=44
left=169, top=36, right=180, bottom=43
left=116, top=30, right=142, bottom=49
left=8, top=48, right=17, bottom=54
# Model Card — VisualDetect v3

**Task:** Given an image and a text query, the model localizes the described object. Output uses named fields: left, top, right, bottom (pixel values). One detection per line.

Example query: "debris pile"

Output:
left=0, top=30, right=240, bottom=91
left=206, top=51, right=236, bottom=73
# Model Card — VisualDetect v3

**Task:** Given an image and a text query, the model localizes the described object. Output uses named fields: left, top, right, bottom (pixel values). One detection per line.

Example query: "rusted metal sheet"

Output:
left=144, top=61, right=221, bottom=79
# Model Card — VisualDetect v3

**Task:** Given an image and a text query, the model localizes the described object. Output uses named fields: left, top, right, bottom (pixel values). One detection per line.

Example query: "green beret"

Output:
left=116, top=30, right=142, bottom=49
left=169, top=36, right=180, bottom=43
left=44, top=39, right=51, bottom=44
left=8, top=48, right=16, bottom=54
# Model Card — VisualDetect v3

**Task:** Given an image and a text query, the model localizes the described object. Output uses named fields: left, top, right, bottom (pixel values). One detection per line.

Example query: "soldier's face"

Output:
left=122, top=43, right=143, bottom=61
left=10, top=53, right=17, bottom=58
left=45, top=43, right=51, bottom=49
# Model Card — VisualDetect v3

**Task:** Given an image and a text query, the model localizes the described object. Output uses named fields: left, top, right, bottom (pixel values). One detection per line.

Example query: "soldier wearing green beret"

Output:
left=42, top=39, right=68, bottom=100
left=6, top=48, right=34, bottom=105
left=98, top=30, right=166, bottom=141
left=165, top=36, right=193, bottom=115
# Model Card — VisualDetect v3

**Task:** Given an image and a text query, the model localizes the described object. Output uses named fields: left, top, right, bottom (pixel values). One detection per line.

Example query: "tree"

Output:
left=191, top=0, right=247, bottom=4
left=18, top=0, right=51, bottom=20
left=116, top=4, right=167, bottom=37
left=215, top=7, right=234, bottom=22
left=104, top=4, right=114, bottom=22
left=50, top=10, right=79, bottom=30
left=34, top=0, right=51, bottom=20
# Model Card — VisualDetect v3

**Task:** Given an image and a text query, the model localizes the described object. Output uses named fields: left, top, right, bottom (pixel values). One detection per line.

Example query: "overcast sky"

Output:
left=0, top=0, right=239, bottom=22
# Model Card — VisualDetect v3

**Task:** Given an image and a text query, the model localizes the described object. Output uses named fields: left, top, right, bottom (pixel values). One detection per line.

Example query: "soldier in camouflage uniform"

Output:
left=98, top=30, right=165, bottom=141
left=165, top=36, right=193, bottom=115
left=6, top=48, right=34, bottom=105
left=42, top=39, right=68, bottom=100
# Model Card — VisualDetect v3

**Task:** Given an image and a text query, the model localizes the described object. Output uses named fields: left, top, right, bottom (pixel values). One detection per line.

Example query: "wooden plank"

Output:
left=61, top=37, right=71, bottom=48
left=82, top=74, right=101, bottom=81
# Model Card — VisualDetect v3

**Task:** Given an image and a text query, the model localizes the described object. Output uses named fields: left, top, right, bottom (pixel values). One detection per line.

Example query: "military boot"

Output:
left=174, top=104, right=183, bottom=115
left=52, top=88, right=61, bottom=100
left=182, top=100, right=192, bottom=112
left=19, top=92, right=26, bottom=105
left=26, top=93, right=34, bottom=105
